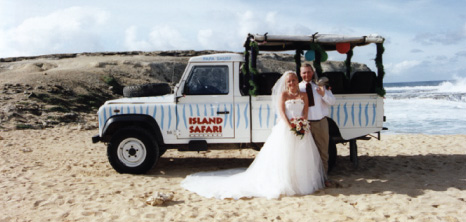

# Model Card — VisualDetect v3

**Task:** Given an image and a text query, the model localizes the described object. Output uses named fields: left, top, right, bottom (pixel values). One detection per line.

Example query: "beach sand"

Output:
left=1, top=127, right=465, bottom=221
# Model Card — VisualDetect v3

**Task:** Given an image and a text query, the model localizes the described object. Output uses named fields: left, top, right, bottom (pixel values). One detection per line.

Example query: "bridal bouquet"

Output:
left=290, top=117, right=311, bottom=139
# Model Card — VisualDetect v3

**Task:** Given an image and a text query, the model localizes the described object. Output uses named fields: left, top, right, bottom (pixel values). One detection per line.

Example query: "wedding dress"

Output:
left=181, top=99, right=325, bottom=199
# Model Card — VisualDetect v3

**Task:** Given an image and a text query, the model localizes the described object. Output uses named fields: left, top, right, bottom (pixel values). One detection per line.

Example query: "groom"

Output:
left=299, top=63, right=336, bottom=186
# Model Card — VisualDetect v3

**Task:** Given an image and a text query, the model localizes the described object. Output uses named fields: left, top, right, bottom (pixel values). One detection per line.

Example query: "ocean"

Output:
left=383, top=78, right=466, bottom=135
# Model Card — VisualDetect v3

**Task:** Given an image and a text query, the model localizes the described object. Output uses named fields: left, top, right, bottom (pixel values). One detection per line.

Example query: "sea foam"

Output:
left=382, top=77, right=466, bottom=134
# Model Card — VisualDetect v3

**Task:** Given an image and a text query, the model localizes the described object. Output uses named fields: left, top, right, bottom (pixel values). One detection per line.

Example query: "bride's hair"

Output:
left=282, top=71, right=298, bottom=90
left=283, top=70, right=297, bottom=77
left=271, top=70, right=298, bottom=115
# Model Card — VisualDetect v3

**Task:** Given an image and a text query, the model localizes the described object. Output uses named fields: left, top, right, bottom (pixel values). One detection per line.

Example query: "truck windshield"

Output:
left=184, top=65, right=229, bottom=95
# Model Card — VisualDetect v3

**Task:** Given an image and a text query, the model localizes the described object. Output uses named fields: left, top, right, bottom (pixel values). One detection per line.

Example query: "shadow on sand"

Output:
left=148, top=153, right=466, bottom=197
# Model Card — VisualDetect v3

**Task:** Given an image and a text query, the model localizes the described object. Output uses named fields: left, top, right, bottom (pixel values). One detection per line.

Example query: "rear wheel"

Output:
left=107, top=127, right=159, bottom=174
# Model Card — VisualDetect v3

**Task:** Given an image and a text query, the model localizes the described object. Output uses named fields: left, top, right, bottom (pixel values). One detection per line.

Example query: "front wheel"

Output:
left=107, top=127, right=159, bottom=174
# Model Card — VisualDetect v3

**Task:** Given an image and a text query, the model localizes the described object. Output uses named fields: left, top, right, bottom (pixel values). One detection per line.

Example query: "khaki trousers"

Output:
left=309, top=118, right=329, bottom=175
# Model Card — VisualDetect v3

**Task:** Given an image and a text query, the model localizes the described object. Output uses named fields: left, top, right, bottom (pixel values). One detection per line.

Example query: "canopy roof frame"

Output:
left=246, top=33, right=385, bottom=51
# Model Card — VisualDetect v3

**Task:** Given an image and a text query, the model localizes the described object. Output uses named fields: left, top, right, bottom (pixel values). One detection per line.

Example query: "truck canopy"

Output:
left=243, top=33, right=386, bottom=97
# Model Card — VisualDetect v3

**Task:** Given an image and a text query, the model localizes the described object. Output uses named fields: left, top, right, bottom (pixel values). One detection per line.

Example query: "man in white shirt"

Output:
left=299, top=63, right=336, bottom=184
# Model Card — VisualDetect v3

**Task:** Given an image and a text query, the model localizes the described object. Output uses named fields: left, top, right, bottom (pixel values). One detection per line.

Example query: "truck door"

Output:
left=176, top=64, right=234, bottom=139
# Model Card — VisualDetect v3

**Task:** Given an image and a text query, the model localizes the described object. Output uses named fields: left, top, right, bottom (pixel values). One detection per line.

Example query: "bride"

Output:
left=181, top=71, right=325, bottom=199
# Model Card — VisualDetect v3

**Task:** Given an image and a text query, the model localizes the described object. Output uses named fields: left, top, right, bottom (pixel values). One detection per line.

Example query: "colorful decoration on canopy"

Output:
left=336, top=43, right=351, bottom=54
left=320, top=51, right=328, bottom=62
left=304, top=50, right=315, bottom=61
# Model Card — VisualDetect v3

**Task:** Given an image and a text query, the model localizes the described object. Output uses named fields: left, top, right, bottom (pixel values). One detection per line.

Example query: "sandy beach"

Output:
left=1, top=126, right=465, bottom=222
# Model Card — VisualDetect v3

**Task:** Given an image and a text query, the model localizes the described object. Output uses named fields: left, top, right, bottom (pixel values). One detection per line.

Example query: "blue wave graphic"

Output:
left=196, top=104, right=200, bottom=116
left=236, top=104, right=241, bottom=128
left=176, top=105, right=180, bottom=129
left=161, top=105, right=164, bottom=130
left=102, top=107, right=107, bottom=126
left=343, top=103, right=348, bottom=126
left=98, top=114, right=102, bottom=131
left=230, top=104, right=233, bottom=129
left=372, top=103, right=376, bottom=126
left=358, top=103, right=362, bottom=126
left=204, top=104, right=207, bottom=116
left=224, top=104, right=228, bottom=128
left=244, top=103, right=249, bottom=129
left=365, top=103, right=369, bottom=126
left=259, top=105, right=262, bottom=128
left=330, top=106, right=334, bottom=119
left=182, top=104, right=187, bottom=129
left=351, top=103, right=355, bottom=126
left=337, top=104, right=340, bottom=125
left=168, top=106, right=172, bottom=129
left=267, top=104, right=270, bottom=128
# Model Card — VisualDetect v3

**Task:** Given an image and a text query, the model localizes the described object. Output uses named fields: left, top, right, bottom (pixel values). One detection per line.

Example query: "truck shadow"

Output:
left=151, top=155, right=254, bottom=177
left=150, top=154, right=466, bottom=197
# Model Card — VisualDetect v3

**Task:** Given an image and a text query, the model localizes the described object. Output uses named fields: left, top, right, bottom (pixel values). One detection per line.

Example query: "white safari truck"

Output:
left=92, top=34, right=386, bottom=174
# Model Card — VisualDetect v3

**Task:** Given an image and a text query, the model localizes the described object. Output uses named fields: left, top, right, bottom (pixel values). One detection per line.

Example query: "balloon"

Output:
left=305, top=50, right=315, bottom=61
left=320, top=51, right=328, bottom=62
left=336, top=43, right=351, bottom=54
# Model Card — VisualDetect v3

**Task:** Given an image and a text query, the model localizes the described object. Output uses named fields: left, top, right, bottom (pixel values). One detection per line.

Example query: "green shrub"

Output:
left=16, top=124, right=34, bottom=130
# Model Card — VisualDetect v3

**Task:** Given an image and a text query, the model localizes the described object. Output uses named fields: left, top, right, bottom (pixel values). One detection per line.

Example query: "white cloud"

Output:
left=456, top=51, right=466, bottom=57
left=463, top=22, right=466, bottom=36
left=124, top=26, right=151, bottom=50
left=148, top=25, right=190, bottom=50
left=0, top=6, right=109, bottom=57
left=415, top=22, right=466, bottom=46
left=197, top=29, right=213, bottom=48
left=124, top=25, right=193, bottom=51
left=387, top=60, right=422, bottom=75
left=236, top=11, right=281, bottom=38
left=265, top=12, right=277, bottom=25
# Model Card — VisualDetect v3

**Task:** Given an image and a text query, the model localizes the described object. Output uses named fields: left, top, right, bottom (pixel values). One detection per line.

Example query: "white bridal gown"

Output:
left=181, top=99, right=325, bottom=199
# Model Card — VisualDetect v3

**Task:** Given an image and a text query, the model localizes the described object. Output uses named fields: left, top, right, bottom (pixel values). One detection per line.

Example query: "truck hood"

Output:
left=104, top=94, right=175, bottom=105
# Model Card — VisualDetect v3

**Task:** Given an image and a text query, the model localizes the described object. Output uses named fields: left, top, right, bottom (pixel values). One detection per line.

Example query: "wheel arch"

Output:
left=101, top=114, right=164, bottom=146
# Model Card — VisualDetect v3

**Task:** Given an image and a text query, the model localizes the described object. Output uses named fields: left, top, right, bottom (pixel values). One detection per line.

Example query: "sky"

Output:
left=1, top=0, right=465, bottom=83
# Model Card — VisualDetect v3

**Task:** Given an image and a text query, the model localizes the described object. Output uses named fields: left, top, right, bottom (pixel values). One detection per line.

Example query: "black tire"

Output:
left=123, top=83, right=171, bottom=98
left=328, top=137, right=337, bottom=173
left=158, top=147, right=167, bottom=157
left=107, top=127, right=159, bottom=174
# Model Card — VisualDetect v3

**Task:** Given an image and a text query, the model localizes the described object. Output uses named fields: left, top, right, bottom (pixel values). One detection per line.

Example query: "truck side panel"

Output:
left=251, top=96, right=276, bottom=143
left=329, top=94, right=384, bottom=140
left=250, top=94, right=384, bottom=142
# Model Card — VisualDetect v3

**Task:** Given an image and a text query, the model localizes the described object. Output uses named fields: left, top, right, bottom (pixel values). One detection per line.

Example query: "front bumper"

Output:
left=92, top=135, right=101, bottom=143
